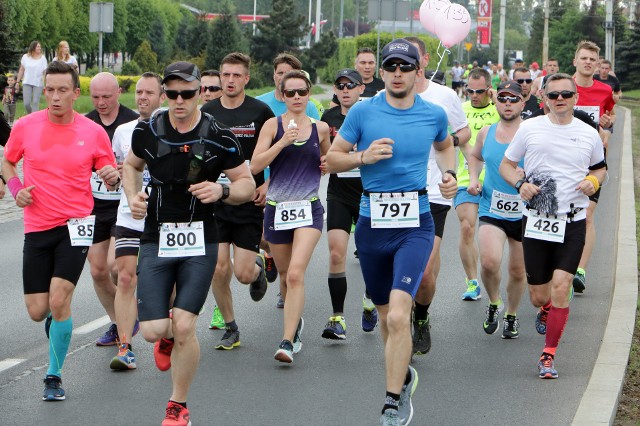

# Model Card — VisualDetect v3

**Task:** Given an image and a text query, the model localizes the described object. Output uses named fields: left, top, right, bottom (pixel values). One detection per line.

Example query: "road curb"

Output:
left=572, top=107, right=638, bottom=425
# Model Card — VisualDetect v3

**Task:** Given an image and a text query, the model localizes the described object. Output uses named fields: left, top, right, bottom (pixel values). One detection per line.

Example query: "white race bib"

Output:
left=274, top=200, right=313, bottom=230
left=158, top=221, right=206, bottom=257
left=574, top=105, right=600, bottom=123
left=67, top=215, right=96, bottom=246
left=489, top=190, right=523, bottom=219
left=337, top=152, right=361, bottom=178
left=524, top=211, right=566, bottom=243
left=91, top=172, right=121, bottom=201
left=370, top=192, right=420, bottom=228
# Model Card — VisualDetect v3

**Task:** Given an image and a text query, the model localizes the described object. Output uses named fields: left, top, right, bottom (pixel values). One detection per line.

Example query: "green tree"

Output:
left=206, top=3, right=248, bottom=70
left=124, top=0, right=156, bottom=57
left=298, top=31, right=338, bottom=82
left=250, top=0, right=308, bottom=65
left=0, top=0, right=20, bottom=74
left=614, top=14, right=640, bottom=89
left=133, top=40, right=158, bottom=72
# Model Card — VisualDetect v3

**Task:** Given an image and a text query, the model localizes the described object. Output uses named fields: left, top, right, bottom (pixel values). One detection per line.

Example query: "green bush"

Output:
left=121, top=60, right=142, bottom=76
left=79, top=75, right=91, bottom=95
left=78, top=75, right=141, bottom=95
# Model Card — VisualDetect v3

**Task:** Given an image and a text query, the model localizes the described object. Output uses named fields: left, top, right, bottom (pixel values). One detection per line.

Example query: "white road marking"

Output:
left=0, top=359, right=26, bottom=373
left=72, top=315, right=111, bottom=335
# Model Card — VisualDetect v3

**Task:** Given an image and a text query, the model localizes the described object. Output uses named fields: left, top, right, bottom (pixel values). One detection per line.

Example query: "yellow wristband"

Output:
left=584, top=175, right=600, bottom=192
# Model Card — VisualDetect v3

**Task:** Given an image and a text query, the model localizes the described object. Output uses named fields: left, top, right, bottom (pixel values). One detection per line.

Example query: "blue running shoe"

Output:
left=538, top=353, right=558, bottom=379
left=483, top=301, right=504, bottom=335
left=461, top=279, right=482, bottom=301
left=362, top=308, right=379, bottom=332
left=110, top=344, right=137, bottom=370
left=535, top=308, right=549, bottom=335
left=276, top=292, right=285, bottom=309
left=42, top=375, right=65, bottom=401
left=380, top=409, right=401, bottom=426
left=274, top=339, right=294, bottom=363
left=322, top=316, right=346, bottom=340
left=44, top=314, right=52, bottom=339
left=96, top=323, right=119, bottom=346
left=398, top=366, right=418, bottom=425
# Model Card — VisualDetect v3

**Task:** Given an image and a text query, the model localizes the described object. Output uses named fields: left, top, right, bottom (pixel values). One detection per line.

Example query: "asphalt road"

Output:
left=0, top=113, right=624, bottom=425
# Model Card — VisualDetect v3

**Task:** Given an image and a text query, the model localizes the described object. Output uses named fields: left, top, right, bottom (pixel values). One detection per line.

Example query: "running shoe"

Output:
left=44, top=313, right=52, bottom=339
left=354, top=249, right=359, bottom=259
left=110, top=344, right=137, bottom=370
left=293, top=317, right=304, bottom=353
left=322, top=316, right=347, bottom=340
left=96, top=323, right=119, bottom=346
left=412, top=316, right=431, bottom=355
left=398, top=366, right=418, bottom=425
left=461, top=279, right=482, bottom=301
left=263, top=252, right=278, bottom=283
left=362, top=294, right=379, bottom=332
left=501, top=314, right=520, bottom=339
left=483, top=301, right=504, bottom=335
left=154, top=338, right=174, bottom=371
left=276, top=292, right=285, bottom=309
left=208, top=306, right=225, bottom=330
left=42, top=375, right=65, bottom=401
left=380, top=409, right=401, bottom=426
left=572, top=268, right=586, bottom=293
left=215, top=328, right=240, bottom=350
left=274, top=339, right=294, bottom=363
left=535, top=308, right=549, bottom=335
left=538, top=353, right=558, bottom=379
left=250, top=254, right=268, bottom=302
left=162, top=401, right=191, bottom=426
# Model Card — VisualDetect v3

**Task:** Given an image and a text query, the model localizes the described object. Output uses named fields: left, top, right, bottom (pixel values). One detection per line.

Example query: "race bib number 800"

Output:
left=370, top=192, right=420, bottom=228
left=158, top=221, right=205, bottom=257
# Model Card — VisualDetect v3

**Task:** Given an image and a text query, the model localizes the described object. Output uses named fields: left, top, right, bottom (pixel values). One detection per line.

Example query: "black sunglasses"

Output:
left=496, top=95, right=521, bottom=104
left=283, top=88, right=310, bottom=98
left=516, top=78, right=533, bottom=84
left=164, top=89, right=200, bottom=100
left=466, top=88, right=489, bottom=95
left=202, top=85, right=221, bottom=93
left=381, top=62, right=417, bottom=73
left=335, top=82, right=360, bottom=90
left=546, top=90, right=575, bottom=100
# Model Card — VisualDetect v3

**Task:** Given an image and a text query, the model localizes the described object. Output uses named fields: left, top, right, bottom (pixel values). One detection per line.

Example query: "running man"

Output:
left=500, top=73, right=606, bottom=379
left=109, top=72, right=165, bottom=370
left=326, top=39, right=457, bottom=425
left=123, top=61, right=254, bottom=425
left=2, top=61, right=119, bottom=400
left=201, top=52, right=274, bottom=350
left=468, top=81, right=526, bottom=339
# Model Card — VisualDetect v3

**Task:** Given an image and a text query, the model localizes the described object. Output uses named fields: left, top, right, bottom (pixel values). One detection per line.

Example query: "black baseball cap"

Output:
left=497, top=80, right=523, bottom=97
left=334, top=68, right=363, bottom=85
left=381, top=39, right=420, bottom=66
left=162, top=61, right=201, bottom=84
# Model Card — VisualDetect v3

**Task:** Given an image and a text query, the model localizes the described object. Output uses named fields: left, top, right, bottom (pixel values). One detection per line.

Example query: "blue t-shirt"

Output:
left=338, top=94, right=448, bottom=216
left=479, top=124, right=524, bottom=221
left=256, top=90, right=320, bottom=120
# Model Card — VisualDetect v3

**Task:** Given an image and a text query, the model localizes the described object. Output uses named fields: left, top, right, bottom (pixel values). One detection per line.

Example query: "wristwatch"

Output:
left=451, top=134, right=460, bottom=147
left=445, top=169, right=457, bottom=181
left=220, top=183, right=230, bottom=200
left=0, top=174, right=5, bottom=185
left=514, top=179, right=525, bottom=193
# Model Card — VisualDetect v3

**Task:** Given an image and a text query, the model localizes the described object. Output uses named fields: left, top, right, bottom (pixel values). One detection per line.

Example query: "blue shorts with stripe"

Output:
left=354, top=212, right=435, bottom=306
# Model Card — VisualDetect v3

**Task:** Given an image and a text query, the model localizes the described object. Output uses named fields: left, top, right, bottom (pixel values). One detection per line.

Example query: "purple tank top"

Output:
left=267, top=116, right=321, bottom=202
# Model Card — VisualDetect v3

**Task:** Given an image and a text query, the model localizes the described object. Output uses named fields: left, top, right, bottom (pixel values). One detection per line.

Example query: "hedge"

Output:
left=78, top=75, right=142, bottom=96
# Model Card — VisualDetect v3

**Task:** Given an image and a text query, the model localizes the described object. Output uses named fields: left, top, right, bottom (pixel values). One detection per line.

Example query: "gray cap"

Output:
left=162, top=61, right=201, bottom=84
left=381, top=39, right=420, bottom=66
left=334, top=68, right=363, bottom=85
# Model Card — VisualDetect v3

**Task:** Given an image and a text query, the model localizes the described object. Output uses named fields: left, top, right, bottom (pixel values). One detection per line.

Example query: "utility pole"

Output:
left=315, top=0, right=322, bottom=42
left=542, top=0, right=549, bottom=64
left=604, top=0, right=614, bottom=62
left=498, top=0, right=506, bottom=66
left=339, top=0, right=345, bottom=38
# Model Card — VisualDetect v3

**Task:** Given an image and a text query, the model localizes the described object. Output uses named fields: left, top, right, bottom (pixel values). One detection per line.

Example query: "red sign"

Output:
left=477, top=0, right=492, bottom=18
left=476, top=0, right=492, bottom=46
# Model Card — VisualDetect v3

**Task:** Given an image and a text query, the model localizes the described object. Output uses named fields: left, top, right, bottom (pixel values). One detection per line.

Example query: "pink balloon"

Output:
left=434, top=3, right=471, bottom=48
left=419, top=0, right=452, bottom=35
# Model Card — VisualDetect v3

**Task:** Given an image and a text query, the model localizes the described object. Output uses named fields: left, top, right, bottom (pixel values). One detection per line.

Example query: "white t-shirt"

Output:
left=505, top=115, right=604, bottom=218
left=54, top=56, right=78, bottom=69
left=419, top=82, right=468, bottom=206
left=451, top=66, right=464, bottom=82
left=20, top=54, right=47, bottom=87
left=113, top=119, right=148, bottom=232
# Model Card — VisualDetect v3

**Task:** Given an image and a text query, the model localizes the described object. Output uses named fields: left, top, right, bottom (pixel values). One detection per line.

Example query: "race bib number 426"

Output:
left=158, top=221, right=205, bottom=257
left=524, top=213, right=566, bottom=243
left=370, top=192, right=420, bottom=228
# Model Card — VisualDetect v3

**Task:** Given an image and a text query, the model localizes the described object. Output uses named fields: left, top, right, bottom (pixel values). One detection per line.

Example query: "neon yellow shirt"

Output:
left=457, top=101, right=499, bottom=187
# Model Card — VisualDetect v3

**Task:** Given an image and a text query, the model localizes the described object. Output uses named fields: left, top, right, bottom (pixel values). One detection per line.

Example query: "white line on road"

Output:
left=0, top=358, right=26, bottom=373
left=72, top=315, right=111, bottom=335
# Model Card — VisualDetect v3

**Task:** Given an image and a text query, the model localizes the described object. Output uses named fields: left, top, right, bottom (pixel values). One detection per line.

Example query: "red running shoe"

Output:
left=162, top=401, right=191, bottom=426
left=154, top=338, right=174, bottom=371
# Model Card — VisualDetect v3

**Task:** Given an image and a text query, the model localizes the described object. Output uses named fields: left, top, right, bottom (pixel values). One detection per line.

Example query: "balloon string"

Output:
left=430, top=41, right=450, bottom=82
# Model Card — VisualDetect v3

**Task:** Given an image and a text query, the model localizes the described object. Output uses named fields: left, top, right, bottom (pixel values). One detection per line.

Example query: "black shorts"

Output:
left=114, top=226, right=143, bottom=258
left=430, top=203, right=451, bottom=239
left=588, top=187, right=601, bottom=203
left=23, top=226, right=89, bottom=294
left=452, top=81, right=464, bottom=90
left=263, top=201, right=324, bottom=245
left=479, top=216, right=523, bottom=242
left=216, top=217, right=262, bottom=252
left=327, top=198, right=360, bottom=233
left=522, top=217, right=585, bottom=285
left=93, top=208, right=117, bottom=244
left=136, top=242, right=218, bottom=320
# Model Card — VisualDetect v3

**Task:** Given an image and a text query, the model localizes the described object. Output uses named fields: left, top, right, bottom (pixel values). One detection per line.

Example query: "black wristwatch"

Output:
left=0, top=174, right=5, bottom=185
left=445, top=169, right=457, bottom=181
left=514, top=179, right=525, bottom=193
left=220, top=183, right=230, bottom=200
left=451, top=134, right=460, bottom=147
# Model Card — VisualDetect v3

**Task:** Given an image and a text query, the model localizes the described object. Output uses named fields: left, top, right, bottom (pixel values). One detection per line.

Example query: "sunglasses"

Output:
left=516, top=78, right=533, bottom=84
left=202, top=85, right=221, bottom=93
left=546, top=90, right=575, bottom=100
left=164, top=89, right=200, bottom=100
left=381, top=62, right=417, bottom=73
left=335, top=82, right=360, bottom=90
left=496, top=95, right=521, bottom=104
left=283, top=88, right=310, bottom=98
left=466, top=88, right=489, bottom=95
